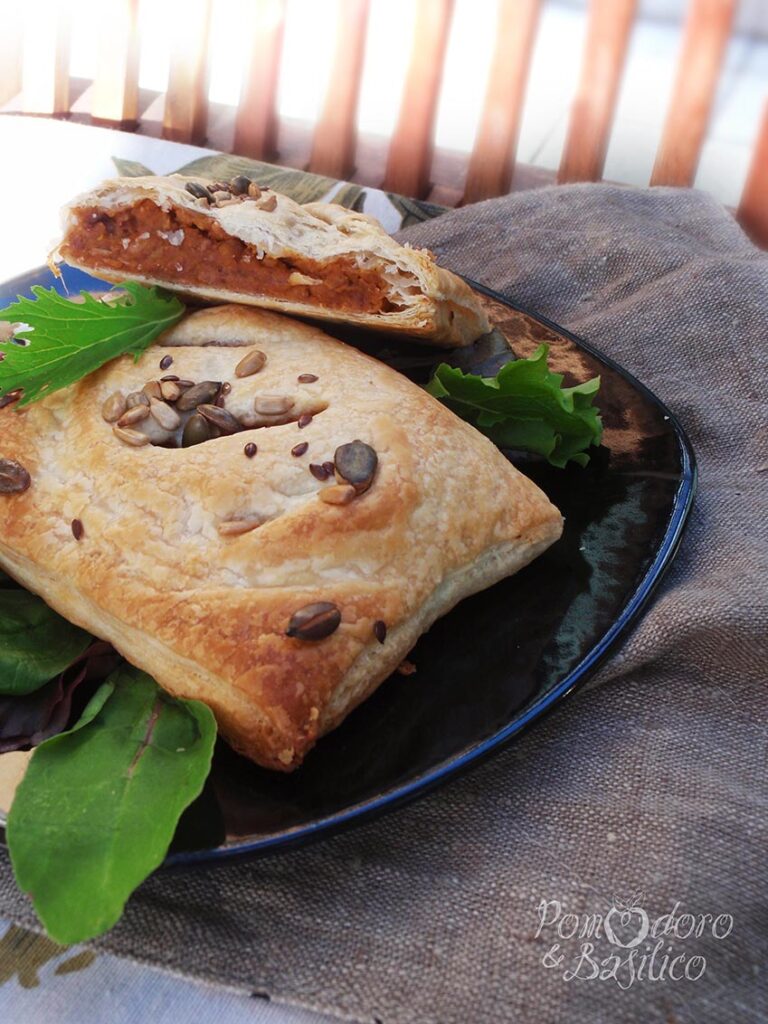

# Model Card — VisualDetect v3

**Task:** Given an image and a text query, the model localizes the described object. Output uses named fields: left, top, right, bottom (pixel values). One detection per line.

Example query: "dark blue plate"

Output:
left=0, top=266, right=696, bottom=864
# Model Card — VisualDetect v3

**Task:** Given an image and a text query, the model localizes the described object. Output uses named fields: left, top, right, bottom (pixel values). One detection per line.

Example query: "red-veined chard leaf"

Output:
left=7, top=665, right=217, bottom=944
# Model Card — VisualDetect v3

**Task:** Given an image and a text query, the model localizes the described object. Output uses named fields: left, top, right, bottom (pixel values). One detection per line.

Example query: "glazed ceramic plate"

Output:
left=0, top=266, right=696, bottom=863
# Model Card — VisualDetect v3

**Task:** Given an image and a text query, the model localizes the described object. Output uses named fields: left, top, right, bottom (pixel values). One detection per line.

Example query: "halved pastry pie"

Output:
left=54, top=175, right=490, bottom=347
left=0, top=305, right=562, bottom=770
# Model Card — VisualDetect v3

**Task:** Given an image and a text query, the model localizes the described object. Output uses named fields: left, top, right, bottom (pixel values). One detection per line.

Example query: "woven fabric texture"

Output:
left=1, top=183, right=766, bottom=1024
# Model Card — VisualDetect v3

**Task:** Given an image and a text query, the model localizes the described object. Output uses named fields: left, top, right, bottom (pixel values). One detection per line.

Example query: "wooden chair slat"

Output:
left=22, top=4, right=70, bottom=115
left=163, top=0, right=213, bottom=144
left=737, top=101, right=768, bottom=249
left=463, top=0, right=542, bottom=204
left=308, top=0, right=370, bottom=180
left=650, top=0, right=737, bottom=187
left=557, top=0, right=637, bottom=184
left=233, top=0, right=287, bottom=160
left=91, top=0, right=140, bottom=126
left=382, top=0, right=455, bottom=199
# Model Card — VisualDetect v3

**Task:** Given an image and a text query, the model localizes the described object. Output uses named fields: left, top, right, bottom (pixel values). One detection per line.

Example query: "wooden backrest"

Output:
left=2, top=0, right=766, bottom=245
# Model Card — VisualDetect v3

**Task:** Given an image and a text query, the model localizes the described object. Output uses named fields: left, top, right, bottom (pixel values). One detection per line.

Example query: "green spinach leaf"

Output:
left=0, top=591, right=91, bottom=696
left=7, top=666, right=217, bottom=944
left=426, top=344, right=603, bottom=468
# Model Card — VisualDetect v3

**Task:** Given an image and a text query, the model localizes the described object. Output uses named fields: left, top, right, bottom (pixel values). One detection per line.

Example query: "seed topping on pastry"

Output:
left=373, top=620, right=387, bottom=644
left=234, top=349, right=267, bottom=378
left=286, top=602, right=342, bottom=641
left=334, top=440, right=378, bottom=494
left=291, top=442, right=309, bottom=458
left=71, top=518, right=84, bottom=541
left=0, top=458, right=31, bottom=494
left=101, top=391, right=127, bottom=423
left=297, top=373, right=318, bottom=384
left=297, top=413, right=313, bottom=429
left=182, top=413, right=211, bottom=448
left=197, top=403, right=242, bottom=436
left=309, top=463, right=330, bottom=481
left=159, top=354, right=173, bottom=371
left=244, top=442, right=258, bottom=459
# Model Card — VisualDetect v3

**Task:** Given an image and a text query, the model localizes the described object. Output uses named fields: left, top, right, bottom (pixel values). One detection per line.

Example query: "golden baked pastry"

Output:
left=0, top=304, right=562, bottom=771
left=55, top=175, right=490, bottom=347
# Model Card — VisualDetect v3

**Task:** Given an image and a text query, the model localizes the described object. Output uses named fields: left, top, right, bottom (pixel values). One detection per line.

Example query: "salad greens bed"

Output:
left=0, top=282, right=602, bottom=944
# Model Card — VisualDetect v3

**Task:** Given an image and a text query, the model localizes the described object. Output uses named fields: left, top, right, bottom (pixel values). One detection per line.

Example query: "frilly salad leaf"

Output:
left=0, top=282, right=185, bottom=407
left=7, top=666, right=217, bottom=944
left=0, top=590, right=92, bottom=696
left=426, top=344, right=603, bottom=468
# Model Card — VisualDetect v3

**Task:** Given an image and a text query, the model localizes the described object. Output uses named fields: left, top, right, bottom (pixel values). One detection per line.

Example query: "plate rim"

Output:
left=0, top=268, right=697, bottom=866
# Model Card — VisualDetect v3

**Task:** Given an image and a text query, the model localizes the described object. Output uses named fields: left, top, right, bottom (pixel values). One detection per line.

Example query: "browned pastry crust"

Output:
left=0, top=305, right=562, bottom=770
left=54, top=175, right=490, bottom=347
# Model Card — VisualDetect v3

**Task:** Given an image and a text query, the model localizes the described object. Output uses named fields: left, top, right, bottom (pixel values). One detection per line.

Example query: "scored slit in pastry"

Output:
left=54, top=175, right=490, bottom=348
left=0, top=305, right=562, bottom=771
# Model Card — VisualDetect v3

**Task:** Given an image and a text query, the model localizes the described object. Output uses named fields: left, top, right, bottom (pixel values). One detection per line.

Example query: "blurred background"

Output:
left=0, top=0, right=765, bottom=240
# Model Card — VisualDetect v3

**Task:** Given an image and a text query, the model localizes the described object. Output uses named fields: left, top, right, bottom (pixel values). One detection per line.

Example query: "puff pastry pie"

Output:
left=55, top=175, right=490, bottom=348
left=0, top=305, right=562, bottom=770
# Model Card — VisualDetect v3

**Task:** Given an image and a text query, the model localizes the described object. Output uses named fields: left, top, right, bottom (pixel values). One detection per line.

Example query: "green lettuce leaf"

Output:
left=426, top=344, right=603, bottom=467
left=0, top=282, right=185, bottom=407
left=0, top=590, right=92, bottom=696
left=6, top=666, right=217, bottom=944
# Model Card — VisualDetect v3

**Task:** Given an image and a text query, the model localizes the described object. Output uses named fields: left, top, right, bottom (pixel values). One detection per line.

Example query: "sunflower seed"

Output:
left=176, top=380, right=222, bottom=411
left=0, top=458, right=31, bottom=494
left=160, top=380, right=182, bottom=402
left=235, top=348, right=267, bottom=378
left=126, top=391, right=150, bottom=409
left=286, top=602, right=341, bottom=641
left=319, top=483, right=357, bottom=506
left=244, top=442, right=258, bottom=458
left=218, top=518, right=262, bottom=536
left=259, top=194, right=278, bottom=212
left=247, top=181, right=262, bottom=199
left=117, top=404, right=150, bottom=427
left=230, top=175, right=252, bottom=195
left=291, top=442, right=308, bottom=457
left=373, top=620, right=387, bottom=644
left=143, top=380, right=162, bottom=401
left=182, top=413, right=211, bottom=448
left=71, top=518, right=84, bottom=541
left=253, top=395, right=294, bottom=416
left=113, top=425, right=150, bottom=447
left=101, top=391, right=127, bottom=423
left=160, top=374, right=180, bottom=382
left=176, top=379, right=195, bottom=389
left=334, top=440, right=378, bottom=494
left=149, top=399, right=181, bottom=431
left=197, top=403, right=242, bottom=435
left=297, top=373, right=318, bottom=384
left=159, top=354, right=173, bottom=370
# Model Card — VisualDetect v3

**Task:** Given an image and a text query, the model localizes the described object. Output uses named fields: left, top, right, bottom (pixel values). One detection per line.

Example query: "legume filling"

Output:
left=63, top=200, right=406, bottom=315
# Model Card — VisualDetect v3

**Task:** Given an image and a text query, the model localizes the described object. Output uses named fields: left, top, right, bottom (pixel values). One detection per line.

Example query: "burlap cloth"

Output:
left=1, top=184, right=766, bottom=1023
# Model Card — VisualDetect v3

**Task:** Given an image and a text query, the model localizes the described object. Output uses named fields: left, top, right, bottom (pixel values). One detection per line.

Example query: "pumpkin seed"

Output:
left=197, top=403, right=242, bottom=435
left=182, top=413, right=211, bottom=448
left=286, top=602, right=341, bottom=641
left=0, top=458, right=31, bottom=494
left=230, top=175, right=252, bottom=195
left=176, top=380, right=222, bottom=411
left=334, top=440, right=378, bottom=493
